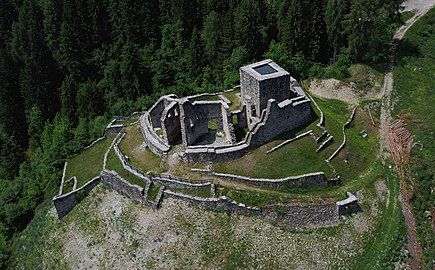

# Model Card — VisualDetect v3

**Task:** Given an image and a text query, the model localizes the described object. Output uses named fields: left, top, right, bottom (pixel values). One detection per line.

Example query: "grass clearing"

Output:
left=106, top=148, right=148, bottom=188
left=214, top=97, right=350, bottom=179
left=331, top=107, right=379, bottom=182
left=214, top=135, right=334, bottom=179
left=118, top=125, right=164, bottom=174
left=170, top=188, right=211, bottom=198
left=147, top=183, right=161, bottom=201
left=352, top=168, right=406, bottom=269
left=64, top=137, right=114, bottom=190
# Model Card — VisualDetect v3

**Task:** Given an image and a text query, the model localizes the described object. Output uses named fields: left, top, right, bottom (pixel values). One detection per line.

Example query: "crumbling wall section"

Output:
left=149, top=97, right=167, bottom=128
left=194, top=170, right=340, bottom=189
left=248, top=97, right=312, bottom=147
left=161, top=101, right=181, bottom=145
left=180, top=100, right=209, bottom=146
left=139, top=113, right=170, bottom=157
left=182, top=96, right=312, bottom=163
left=52, top=176, right=101, bottom=219
left=163, top=191, right=261, bottom=215
left=101, top=170, right=155, bottom=207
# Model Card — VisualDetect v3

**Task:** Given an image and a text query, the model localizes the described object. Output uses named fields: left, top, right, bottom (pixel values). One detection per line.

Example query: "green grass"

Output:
left=62, top=178, right=74, bottom=194
left=215, top=161, right=386, bottom=207
left=214, top=135, right=334, bottom=179
left=64, top=137, right=114, bottom=191
left=392, top=8, right=435, bottom=267
left=155, top=128, right=163, bottom=137
left=330, top=107, right=379, bottom=182
left=118, top=125, right=164, bottom=174
left=214, top=97, right=350, bottom=179
left=208, top=120, right=217, bottom=129
left=106, top=148, right=148, bottom=188
left=147, top=183, right=161, bottom=201
left=170, top=188, right=211, bottom=198
left=351, top=168, right=406, bottom=269
left=222, top=89, right=241, bottom=111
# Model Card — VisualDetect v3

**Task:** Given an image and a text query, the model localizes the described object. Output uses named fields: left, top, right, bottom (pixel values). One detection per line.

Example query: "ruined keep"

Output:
left=140, top=59, right=313, bottom=162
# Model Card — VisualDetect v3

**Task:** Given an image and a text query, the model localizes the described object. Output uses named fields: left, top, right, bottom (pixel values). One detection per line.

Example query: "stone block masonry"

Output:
left=101, top=170, right=156, bottom=207
left=52, top=176, right=101, bottom=219
left=194, top=169, right=340, bottom=189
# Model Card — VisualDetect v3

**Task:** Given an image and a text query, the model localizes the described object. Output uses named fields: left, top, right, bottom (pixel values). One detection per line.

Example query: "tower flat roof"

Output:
left=240, top=59, right=289, bottom=81
left=253, top=64, right=278, bottom=75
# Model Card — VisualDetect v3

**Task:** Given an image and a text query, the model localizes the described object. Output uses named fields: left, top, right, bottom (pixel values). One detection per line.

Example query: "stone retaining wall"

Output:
left=327, top=107, right=357, bottom=162
left=336, top=192, right=358, bottom=215
left=152, top=177, right=212, bottom=190
left=194, top=170, right=340, bottom=189
left=52, top=176, right=101, bottom=219
left=101, top=170, right=155, bottom=207
left=163, top=191, right=261, bottom=216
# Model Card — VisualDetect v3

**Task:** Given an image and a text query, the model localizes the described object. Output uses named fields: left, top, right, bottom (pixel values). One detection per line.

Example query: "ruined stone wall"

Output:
left=194, top=102, right=224, bottom=129
left=163, top=191, right=261, bottom=216
left=105, top=119, right=124, bottom=138
left=140, top=113, right=170, bottom=157
left=152, top=177, right=212, bottom=190
left=101, top=170, right=155, bottom=207
left=240, top=69, right=260, bottom=117
left=161, top=101, right=181, bottom=144
left=232, top=107, right=248, bottom=129
left=52, top=176, right=101, bottom=219
left=149, top=98, right=166, bottom=128
left=221, top=103, right=236, bottom=143
left=195, top=170, right=340, bottom=189
left=180, top=101, right=209, bottom=146
left=248, top=97, right=312, bottom=147
left=182, top=96, right=313, bottom=163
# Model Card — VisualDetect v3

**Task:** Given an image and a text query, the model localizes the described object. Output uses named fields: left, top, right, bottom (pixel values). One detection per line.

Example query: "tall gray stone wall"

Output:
left=149, top=98, right=166, bottom=128
left=180, top=100, right=209, bottom=146
left=101, top=170, right=154, bottom=207
left=162, top=101, right=181, bottom=144
left=248, top=97, right=312, bottom=147
left=53, top=176, right=101, bottom=219
left=240, top=60, right=293, bottom=122
left=195, top=170, right=340, bottom=189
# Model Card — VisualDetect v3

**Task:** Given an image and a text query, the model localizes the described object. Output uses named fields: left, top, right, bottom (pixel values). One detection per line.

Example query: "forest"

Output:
left=0, top=0, right=401, bottom=267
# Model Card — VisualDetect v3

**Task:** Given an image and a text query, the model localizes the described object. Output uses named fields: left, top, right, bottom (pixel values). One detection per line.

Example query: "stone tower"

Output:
left=240, top=59, right=295, bottom=128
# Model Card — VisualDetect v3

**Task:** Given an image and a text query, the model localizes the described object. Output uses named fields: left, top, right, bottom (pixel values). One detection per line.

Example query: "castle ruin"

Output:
left=140, top=59, right=313, bottom=162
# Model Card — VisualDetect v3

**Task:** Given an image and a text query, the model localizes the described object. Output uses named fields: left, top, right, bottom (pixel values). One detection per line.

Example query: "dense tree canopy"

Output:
left=0, top=0, right=401, bottom=267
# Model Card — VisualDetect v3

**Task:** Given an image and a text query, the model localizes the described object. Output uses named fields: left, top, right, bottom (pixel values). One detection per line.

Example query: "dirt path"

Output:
left=379, top=4, right=434, bottom=269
